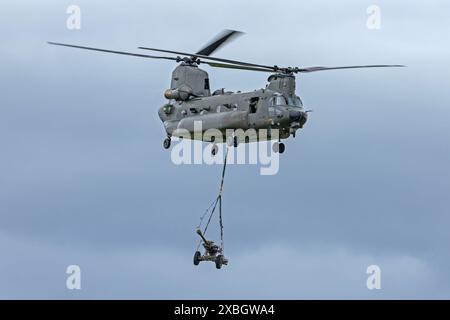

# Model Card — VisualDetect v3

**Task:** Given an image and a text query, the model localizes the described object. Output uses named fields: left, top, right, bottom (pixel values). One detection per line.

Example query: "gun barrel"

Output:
left=196, top=229, right=208, bottom=243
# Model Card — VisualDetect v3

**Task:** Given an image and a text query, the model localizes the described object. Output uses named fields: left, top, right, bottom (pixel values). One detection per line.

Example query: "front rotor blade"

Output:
left=297, top=65, right=405, bottom=73
left=48, top=42, right=179, bottom=61
left=203, top=61, right=274, bottom=72
left=138, top=46, right=276, bottom=71
left=196, top=29, right=244, bottom=56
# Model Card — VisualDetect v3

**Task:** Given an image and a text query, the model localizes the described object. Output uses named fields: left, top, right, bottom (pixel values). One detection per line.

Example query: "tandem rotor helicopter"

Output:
left=49, top=30, right=404, bottom=155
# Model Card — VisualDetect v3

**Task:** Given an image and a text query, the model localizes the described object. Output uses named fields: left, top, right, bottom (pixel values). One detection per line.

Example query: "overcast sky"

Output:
left=1, top=0, right=449, bottom=299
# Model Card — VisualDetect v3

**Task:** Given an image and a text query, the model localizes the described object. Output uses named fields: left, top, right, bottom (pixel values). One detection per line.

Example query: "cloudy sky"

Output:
left=1, top=0, right=449, bottom=299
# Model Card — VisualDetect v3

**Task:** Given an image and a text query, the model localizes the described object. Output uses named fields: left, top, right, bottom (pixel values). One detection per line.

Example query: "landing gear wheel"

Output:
left=272, top=142, right=279, bottom=153
left=193, top=251, right=201, bottom=266
left=272, top=142, right=285, bottom=154
left=226, top=136, right=233, bottom=147
left=226, top=136, right=239, bottom=147
left=233, top=136, right=238, bottom=148
left=211, top=144, right=218, bottom=156
left=279, top=142, right=285, bottom=154
left=163, top=137, right=171, bottom=149
left=215, top=255, right=224, bottom=269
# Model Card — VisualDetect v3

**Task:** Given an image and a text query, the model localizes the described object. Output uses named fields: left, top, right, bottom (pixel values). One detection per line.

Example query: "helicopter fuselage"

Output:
left=159, top=89, right=307, bottom=143
left=158, top=66, right=308, bottom=145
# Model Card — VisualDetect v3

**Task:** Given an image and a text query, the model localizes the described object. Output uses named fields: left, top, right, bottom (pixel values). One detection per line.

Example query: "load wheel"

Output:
left=193, top=251, right=201, bottom=266
left=163, top=137, right=171, bottom=149
left=215, top=255, right=224, bottom=269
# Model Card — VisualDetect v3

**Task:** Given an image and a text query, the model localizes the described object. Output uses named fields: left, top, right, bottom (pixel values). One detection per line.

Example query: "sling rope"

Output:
left=196, top=146, right=229, bottom=253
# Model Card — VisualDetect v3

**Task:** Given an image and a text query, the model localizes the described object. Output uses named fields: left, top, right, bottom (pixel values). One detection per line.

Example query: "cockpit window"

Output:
left=287, top=95, right=303, bottom=107
left=275, top=96, right=287, bottom=105
left=270, top=95, right=302, bottom=107
left=270, top=95, right=287, bottom=106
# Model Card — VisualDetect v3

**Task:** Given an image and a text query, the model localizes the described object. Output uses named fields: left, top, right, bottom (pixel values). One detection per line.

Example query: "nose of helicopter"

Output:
left=289, top=109, right=308, bottom=126
left=289, top=110, right=302, bottom=121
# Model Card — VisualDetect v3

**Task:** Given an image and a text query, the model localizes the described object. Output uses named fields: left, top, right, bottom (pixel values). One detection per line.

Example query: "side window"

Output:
left=204, top=78, right=210, bottom=90
left=249, top=97, right=259, bottom=113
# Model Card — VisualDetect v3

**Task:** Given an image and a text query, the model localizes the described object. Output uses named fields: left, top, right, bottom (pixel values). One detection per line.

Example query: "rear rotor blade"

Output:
left=48, top=42, right=179, bottom=61
left=297, top=65, right=405, bottom=73
left=196, top=29, right=244, bottom=56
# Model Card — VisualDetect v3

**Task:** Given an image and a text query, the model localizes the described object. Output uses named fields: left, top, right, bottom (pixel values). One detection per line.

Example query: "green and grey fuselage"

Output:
left=158, top=63, right=308, bottom=143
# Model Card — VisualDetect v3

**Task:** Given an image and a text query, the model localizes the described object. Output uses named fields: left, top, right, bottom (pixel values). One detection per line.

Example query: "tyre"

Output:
left=279, top=143, right=285, bottom=154
left=193, top=251, right=201, bottom=266
left=215, top=255, right=223, bottom=269
left=272, top=142, right=279, bottom=153
left=226, top=136, right=233, bottom=147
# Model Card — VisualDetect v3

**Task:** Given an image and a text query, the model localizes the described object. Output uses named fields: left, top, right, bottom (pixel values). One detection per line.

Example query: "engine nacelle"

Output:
left=164, top=85, right=193, bottom=101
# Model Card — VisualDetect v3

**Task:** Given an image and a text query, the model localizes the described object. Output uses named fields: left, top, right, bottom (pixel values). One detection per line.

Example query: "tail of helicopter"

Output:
left=163, top=30, right=243, bottom=101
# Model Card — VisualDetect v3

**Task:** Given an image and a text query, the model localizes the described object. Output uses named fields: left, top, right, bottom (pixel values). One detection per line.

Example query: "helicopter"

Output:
left=49, top=30, right=403, bottom=155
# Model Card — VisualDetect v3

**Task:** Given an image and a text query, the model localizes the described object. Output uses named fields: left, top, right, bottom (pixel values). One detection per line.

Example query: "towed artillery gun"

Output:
left=194, top=229, right=228, bottom=269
